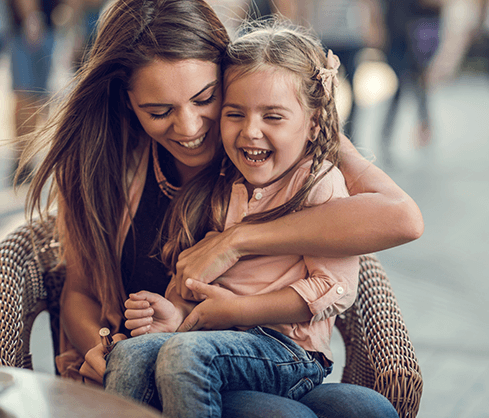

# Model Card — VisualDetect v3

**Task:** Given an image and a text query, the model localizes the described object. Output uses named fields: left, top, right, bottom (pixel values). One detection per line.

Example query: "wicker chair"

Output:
left=0, top=216, right=423, bottom=417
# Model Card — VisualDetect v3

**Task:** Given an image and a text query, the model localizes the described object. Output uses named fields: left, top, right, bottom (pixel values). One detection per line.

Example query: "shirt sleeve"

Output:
left=289, top=161, right=359, bottom=322
left=290, top=256, right=359, bottom=322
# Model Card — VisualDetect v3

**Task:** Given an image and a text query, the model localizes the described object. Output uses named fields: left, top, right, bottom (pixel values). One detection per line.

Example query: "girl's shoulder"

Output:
left=299, top=159, right=350, bottom=205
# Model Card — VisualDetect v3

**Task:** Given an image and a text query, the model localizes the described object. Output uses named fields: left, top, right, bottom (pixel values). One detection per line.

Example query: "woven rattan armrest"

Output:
left=0, top=218, right=422, bottom=416
left=335, top=254, right=423, bottom=418
left=0, top=216, right=62, bottom=369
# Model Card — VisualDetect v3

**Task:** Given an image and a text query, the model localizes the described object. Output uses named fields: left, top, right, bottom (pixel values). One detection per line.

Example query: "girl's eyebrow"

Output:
left=222, top=103, right=291, bottom=113
left=138, top=80, right=219, bottom=109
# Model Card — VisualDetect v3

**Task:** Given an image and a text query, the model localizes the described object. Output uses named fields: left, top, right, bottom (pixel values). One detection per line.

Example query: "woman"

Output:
left=20, top=0, right=422, bottom=416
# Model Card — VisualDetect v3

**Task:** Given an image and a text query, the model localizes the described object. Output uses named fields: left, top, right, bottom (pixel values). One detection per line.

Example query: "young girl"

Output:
left=117, top=22, right=366, bottom=417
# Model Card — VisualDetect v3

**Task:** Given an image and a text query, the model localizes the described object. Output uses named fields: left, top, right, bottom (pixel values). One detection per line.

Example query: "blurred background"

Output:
left=1, top=0, right=488, bottom=417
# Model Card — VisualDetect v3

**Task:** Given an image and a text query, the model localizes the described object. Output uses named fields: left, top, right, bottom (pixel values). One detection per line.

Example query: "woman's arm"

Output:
left=60, top=264, right=104, bottom=357
left=174, top=135, right=423, bottom=289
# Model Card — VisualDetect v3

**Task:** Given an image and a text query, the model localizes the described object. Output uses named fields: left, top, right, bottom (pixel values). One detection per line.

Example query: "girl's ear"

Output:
left=309, top=111, right=321, bottom=142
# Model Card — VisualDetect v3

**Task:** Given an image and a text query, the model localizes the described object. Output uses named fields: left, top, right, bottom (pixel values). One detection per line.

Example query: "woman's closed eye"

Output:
left=194, top=93, right=217, bottom=107
left=150, top=94, right=217, bottom=120
left=150, top=109, right=172, bottom=120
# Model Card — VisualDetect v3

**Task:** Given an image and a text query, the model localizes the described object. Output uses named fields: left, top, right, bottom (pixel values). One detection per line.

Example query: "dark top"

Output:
left=120, top=144, right=180, bottom=297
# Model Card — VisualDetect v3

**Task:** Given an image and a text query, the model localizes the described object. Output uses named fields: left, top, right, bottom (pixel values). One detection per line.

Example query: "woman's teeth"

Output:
left=243, top=149, right=271, bottom=162
left=179, top=134, right=205, bottom=149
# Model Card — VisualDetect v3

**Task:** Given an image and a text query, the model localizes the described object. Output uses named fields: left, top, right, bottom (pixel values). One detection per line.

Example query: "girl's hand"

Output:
left=177, top=279, right=242, bottom=332
left=174, top=231, right=242, bottom=300
left=124, top=291, right=181, bottom=336
left=81, top=333, right=127, bottom=384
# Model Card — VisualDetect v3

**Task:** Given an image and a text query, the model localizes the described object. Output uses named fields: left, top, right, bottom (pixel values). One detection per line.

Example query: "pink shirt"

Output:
left=215, top=157, right=359, bottom=361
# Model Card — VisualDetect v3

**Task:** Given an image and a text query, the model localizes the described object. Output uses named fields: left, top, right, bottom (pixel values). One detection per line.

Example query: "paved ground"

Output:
left=1, top=48, right=488, bottom=417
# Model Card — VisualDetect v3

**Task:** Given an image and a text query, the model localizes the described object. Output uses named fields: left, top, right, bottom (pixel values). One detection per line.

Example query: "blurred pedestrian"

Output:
left=6, top=0, right=60, bottom=184
left=70, top=0, right=107, bottom=71
left=427, top=0, right=488, bottom=86
left=0, top=0, right=11, bottom=54
left=380, top=0, right=442, bottom=166
left=244, top=0, right=298, bottom=21
left=256, top=0, right=385, bottom=143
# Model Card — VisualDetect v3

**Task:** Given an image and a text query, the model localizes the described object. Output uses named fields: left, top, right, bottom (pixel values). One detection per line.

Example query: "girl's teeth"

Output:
left=180, top=134, right=205, bottom=149
left=244, top=149, right=269, bottom=155
left=243, top=149, right=271, bottom=162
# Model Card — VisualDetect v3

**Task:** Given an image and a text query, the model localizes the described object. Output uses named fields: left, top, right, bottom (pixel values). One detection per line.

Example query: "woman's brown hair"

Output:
left=21, top=0, right=230, bottom=319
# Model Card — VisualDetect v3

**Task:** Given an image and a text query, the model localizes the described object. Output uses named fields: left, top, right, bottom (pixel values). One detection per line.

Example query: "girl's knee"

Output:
left=157, top=332, right=219, bottom=374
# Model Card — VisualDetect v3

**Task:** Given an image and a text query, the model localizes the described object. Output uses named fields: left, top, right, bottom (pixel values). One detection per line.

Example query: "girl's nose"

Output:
left=241, top=117, right=263, bottom=140
left=173, top=106, right=202, bottom=137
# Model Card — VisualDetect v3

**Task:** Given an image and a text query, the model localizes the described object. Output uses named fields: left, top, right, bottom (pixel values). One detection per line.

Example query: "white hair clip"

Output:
left=316, top=50, right=341, bottom=100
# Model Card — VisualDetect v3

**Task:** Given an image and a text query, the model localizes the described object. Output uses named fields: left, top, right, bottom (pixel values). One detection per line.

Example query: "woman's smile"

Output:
left=128, top=59, right=222, bottom=180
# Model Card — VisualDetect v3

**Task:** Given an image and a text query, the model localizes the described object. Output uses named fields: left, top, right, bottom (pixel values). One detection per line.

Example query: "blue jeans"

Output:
left=222, top=384, right=399, bottom=418
left=105, top=327, right=399, bottom=418
left=105, top=327, right=328, bottom=417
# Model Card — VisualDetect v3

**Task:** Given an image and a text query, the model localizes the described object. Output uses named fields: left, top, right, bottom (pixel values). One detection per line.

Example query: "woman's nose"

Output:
left=173, top=106, right=202, bottom=137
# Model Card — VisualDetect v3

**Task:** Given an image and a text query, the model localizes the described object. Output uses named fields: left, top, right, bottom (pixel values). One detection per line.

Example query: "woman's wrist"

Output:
left=225, top=218, right=295, bottom=258
left=223, top=222, right=254, bottom=258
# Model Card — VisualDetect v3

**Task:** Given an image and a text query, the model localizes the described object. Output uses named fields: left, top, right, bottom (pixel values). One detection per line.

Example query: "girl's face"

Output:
left=221, top=67, right=317, bottom=189
left=128, top=59, right=221, bottom=182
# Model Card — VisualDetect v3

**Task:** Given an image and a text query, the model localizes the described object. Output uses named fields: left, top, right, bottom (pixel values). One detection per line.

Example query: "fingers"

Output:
left=124, top=306, right=154, bottom=319
left=127, top=290, right=164, bottom=304
left=113, top=333, right=127, bottom=343
left=125, top=295, right=150, bottom=310
left=125, top=316, right=152, bottom=331
left=130, top=325, right=152, bottom=337
left=80, top=360, right=103, bottom=384
left=177, top=312, right=200, bottom=332
left=83, top=345, right=107, bottom=382
left=185, top=279, right=211, bottom=297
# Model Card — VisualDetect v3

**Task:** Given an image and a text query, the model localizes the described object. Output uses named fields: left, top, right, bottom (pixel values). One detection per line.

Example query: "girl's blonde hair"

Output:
left=162, top=21, right=342, bottom=271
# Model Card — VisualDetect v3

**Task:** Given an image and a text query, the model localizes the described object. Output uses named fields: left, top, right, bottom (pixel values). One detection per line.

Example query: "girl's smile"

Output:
left=221, top=67, right=318, bottom=190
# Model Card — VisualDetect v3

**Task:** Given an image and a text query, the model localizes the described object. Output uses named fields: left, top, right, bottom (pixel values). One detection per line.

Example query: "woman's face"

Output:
left=128, top=59, right=221, bottom=179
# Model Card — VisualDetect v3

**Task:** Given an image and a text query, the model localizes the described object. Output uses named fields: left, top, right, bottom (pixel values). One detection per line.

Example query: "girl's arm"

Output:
left=174, top=135, right=424, bottom=290
left=177, top=279, right=312, bottom=332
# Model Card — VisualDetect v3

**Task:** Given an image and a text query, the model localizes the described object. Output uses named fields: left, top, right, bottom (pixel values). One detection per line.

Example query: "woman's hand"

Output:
left=177, top=279, right=242, bottom=332
left=174, top=231, right=242, bottom=300
left=124, top=291, right=181, bottom=336
left=177, top=279, right=312, bottom=332
left=81, top=333, right=127, bottom=384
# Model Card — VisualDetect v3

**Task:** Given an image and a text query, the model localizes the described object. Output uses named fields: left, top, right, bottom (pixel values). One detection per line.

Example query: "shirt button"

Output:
left=255, top=192, right=263, bottom=200
left=336, top=286, right=344, bottom=295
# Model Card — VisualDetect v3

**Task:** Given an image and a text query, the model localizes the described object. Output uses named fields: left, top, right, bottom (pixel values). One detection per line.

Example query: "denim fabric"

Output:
left=299, top=383, right=399, bottom=418
left=221, top=384, right=399, bottom=418
left=105, top=327, right=327, bottom=417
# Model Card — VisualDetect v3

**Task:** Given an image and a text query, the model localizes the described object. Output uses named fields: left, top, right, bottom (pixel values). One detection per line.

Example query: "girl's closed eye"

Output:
left=223, top=110, right=244, bottom=119
left=264, top=114, right=283, bottom=121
